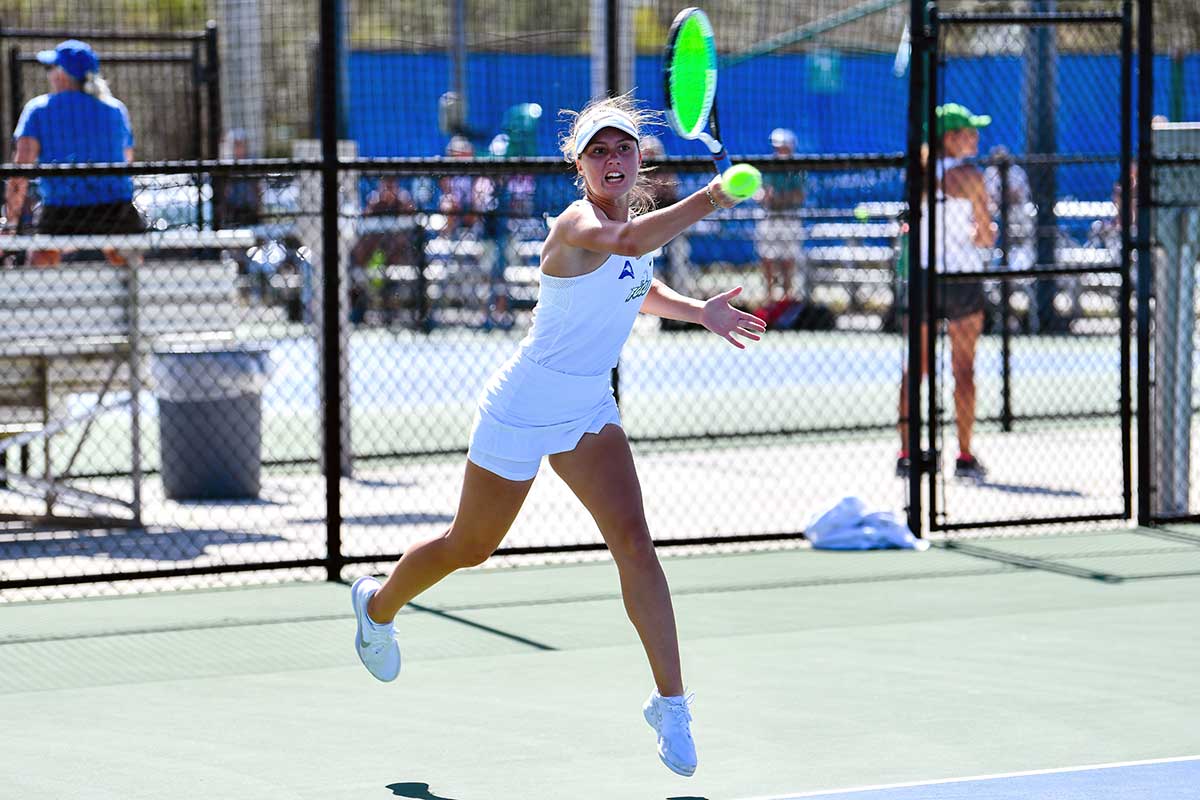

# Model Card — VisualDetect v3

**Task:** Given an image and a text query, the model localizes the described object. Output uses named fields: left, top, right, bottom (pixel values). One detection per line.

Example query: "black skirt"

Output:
left=37, top=201, right=147, bottom=236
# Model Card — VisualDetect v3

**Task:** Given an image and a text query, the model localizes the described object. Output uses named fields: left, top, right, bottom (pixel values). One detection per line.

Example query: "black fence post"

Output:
left=190, top=39, right=204, bottom=228
left=1029, top=0, right=1060, bottom=333
left=1119, top=0, right=1134, bottom=521
left=205, top=21, right=221, bottom=162
left=1135, top=0, right=1153, bottom=525
left=0, top=25, right=6, bottom=150
left=999, top=159, right=1014, bottom=433
left=605, top=0, right=620, bottom=98
left=605, top=0, right=622, bottom=406
left=204, top=21, right=222, bottom=231
left=320, top=0, right=345, bottom=581
left=904, top=1, right=929, bottom=537
left=1, top=31, right=7, bottom=225
left=924, top=3, right=941, bottom=529
left=8, top=46, right=20, bottom=149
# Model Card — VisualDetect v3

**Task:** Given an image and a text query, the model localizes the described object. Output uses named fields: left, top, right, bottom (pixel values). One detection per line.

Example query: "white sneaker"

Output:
left=643, top=689, right=698, bottom=777
left=351, top=576, right=401, bottom=682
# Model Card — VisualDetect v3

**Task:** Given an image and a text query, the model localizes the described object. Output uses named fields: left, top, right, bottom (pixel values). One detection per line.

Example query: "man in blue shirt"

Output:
left=3, top=39, right=144, bottom=265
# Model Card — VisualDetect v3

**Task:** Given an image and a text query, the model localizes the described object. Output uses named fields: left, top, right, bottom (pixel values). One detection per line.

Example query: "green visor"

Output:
left=937, top=103, right=991, bottom=135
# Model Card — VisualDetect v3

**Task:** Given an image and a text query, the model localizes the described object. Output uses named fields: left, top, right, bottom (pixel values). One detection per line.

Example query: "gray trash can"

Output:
left=152, top=344, right=273, bottom=500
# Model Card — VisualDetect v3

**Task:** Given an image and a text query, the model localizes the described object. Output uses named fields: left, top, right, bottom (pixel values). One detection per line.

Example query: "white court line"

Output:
left=734, top=754, right=1200, bottom=800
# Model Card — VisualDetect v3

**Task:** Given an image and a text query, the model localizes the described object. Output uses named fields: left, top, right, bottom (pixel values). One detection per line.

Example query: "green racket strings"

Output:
left=667, top=12, right=717, bottom=138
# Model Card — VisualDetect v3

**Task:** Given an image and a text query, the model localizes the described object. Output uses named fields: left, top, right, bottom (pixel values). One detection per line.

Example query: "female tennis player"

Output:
left=350, top=96, right=765, bottom=778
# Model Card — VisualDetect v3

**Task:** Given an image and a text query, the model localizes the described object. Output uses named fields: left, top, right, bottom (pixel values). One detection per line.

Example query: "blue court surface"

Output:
left=743, top=756, right=1200, bottom=800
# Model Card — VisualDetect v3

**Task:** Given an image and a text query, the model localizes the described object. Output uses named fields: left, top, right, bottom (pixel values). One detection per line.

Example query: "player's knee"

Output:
left=443, top=531, right=497, bottom=568
left=457, top=545, right=495, bottom=568
left=607, top=519, right=655, bottom=562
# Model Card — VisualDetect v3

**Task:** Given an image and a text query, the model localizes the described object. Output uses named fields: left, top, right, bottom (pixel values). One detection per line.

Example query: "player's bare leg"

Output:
left=549, top=424, right=682, bottom=696
left=350, top=461, right=534, bottom=682
left=549, top=424, right=696, bottom=777
left=30, top=249, right=61, bottom=267
left=947, top=312, right=982, bottom=454
left=897, top=321, right=930, bottom=450
left=368, top=460, right=534, bottom=622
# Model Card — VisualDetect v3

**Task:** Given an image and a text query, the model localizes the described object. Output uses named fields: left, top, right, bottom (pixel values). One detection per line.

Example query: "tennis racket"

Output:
left=663, top=7, right=731, bottom=174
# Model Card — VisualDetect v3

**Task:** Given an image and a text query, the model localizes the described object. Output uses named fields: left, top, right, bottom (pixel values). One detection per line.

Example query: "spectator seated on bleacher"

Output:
left=348, top=176, right=420, bottom=325
left=436, top=135, right=495, bottom=241
left=353, top=176, right=418, bottom=267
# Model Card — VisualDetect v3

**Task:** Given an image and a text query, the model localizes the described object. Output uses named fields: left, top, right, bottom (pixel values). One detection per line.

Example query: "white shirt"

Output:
left=922, top=194, right=983, bottom=273
left=517, top=249, right=655, bottom=376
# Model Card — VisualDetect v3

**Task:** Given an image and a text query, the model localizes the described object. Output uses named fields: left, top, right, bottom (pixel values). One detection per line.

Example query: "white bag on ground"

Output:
left=805, top=495, right=930, bottom=551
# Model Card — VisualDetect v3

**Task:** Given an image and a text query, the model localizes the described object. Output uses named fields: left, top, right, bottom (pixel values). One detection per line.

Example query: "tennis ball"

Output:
left=722, top=164, right=762, bottom=200
left=854, top=204, right=870, bottom=221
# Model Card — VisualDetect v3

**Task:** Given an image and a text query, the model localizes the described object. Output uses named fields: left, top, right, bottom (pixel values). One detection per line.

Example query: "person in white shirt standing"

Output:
left=898, top=103, right=997, bottom=482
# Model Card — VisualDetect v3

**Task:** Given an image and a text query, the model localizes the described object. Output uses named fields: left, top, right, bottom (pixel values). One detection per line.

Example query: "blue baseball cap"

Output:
left=36, top=40, right=99, bottom=83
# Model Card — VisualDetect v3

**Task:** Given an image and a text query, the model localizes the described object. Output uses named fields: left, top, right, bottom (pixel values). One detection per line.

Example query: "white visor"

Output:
left=573, top=110, right=639, bottom=159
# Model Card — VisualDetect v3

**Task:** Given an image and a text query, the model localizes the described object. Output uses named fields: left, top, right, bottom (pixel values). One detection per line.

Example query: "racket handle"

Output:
left=697, top=132, right=731, bottom=174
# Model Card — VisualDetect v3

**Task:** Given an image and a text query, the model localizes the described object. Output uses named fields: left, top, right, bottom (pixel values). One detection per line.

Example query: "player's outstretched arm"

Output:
left=642, top=282, right=766, bottom=349
left=562, top=178, right=740, bottom=258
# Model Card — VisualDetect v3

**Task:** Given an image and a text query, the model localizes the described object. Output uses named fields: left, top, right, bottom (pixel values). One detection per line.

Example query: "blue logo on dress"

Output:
left=618, top=260, right=636, bottom=280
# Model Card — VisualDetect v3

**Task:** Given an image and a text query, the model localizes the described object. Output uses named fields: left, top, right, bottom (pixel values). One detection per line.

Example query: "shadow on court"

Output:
left=384, top=782, right=713, bottom=800
left=387, top=782, right=459, bottom=799
left=973, top=479, right=1086, bottom=497
left=0, top=525, right=288, bottom=562
left=355, top=476, right=421, bottom=490
left=292, top=511, right=454, bottom=527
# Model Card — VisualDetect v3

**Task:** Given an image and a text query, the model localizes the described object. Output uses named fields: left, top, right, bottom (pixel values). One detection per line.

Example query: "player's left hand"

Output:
left=701, top=286, right=767, bottom=349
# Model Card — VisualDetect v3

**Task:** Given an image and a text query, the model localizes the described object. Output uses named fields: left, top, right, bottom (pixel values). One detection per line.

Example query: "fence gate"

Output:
left=916, top=3, right=1135, bottom=534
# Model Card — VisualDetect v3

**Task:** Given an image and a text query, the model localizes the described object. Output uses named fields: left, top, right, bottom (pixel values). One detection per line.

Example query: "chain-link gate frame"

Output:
left=904, top=1, right=1142, bottom=535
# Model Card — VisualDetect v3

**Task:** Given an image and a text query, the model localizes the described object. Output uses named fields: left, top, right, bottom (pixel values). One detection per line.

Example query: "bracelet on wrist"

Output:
left=704, top=186, right=719, bottom=209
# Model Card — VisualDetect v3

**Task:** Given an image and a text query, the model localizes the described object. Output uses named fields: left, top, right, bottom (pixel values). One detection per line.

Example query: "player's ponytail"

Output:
left=82, top=71, right=113, bottom=101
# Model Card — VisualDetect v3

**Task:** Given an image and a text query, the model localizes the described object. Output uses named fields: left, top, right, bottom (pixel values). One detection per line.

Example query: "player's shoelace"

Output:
left=362, top=622, right=394, bottom=656
left=661, top=693, right=695, bottom=732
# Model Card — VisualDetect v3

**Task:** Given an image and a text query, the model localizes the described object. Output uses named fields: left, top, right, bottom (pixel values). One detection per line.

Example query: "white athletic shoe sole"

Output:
left=351, top=576, right=401, bottom=682
left=643, top=702, right=697, bottom=777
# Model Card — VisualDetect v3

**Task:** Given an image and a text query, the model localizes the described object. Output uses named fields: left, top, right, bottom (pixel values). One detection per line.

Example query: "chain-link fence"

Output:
left=0, top=0, right=1192, bottom=600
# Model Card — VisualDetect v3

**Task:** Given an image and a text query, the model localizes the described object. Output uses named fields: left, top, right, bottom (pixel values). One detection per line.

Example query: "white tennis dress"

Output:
left=467, top=247, right=655, bottom=480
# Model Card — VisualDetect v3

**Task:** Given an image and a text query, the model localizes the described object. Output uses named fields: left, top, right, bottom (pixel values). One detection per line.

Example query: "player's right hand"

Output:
left=706, top=177, right=740, bottom=209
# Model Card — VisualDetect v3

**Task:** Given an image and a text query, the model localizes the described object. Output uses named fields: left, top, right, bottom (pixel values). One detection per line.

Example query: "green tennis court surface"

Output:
left=2, top=530, right=1197, bottom=799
